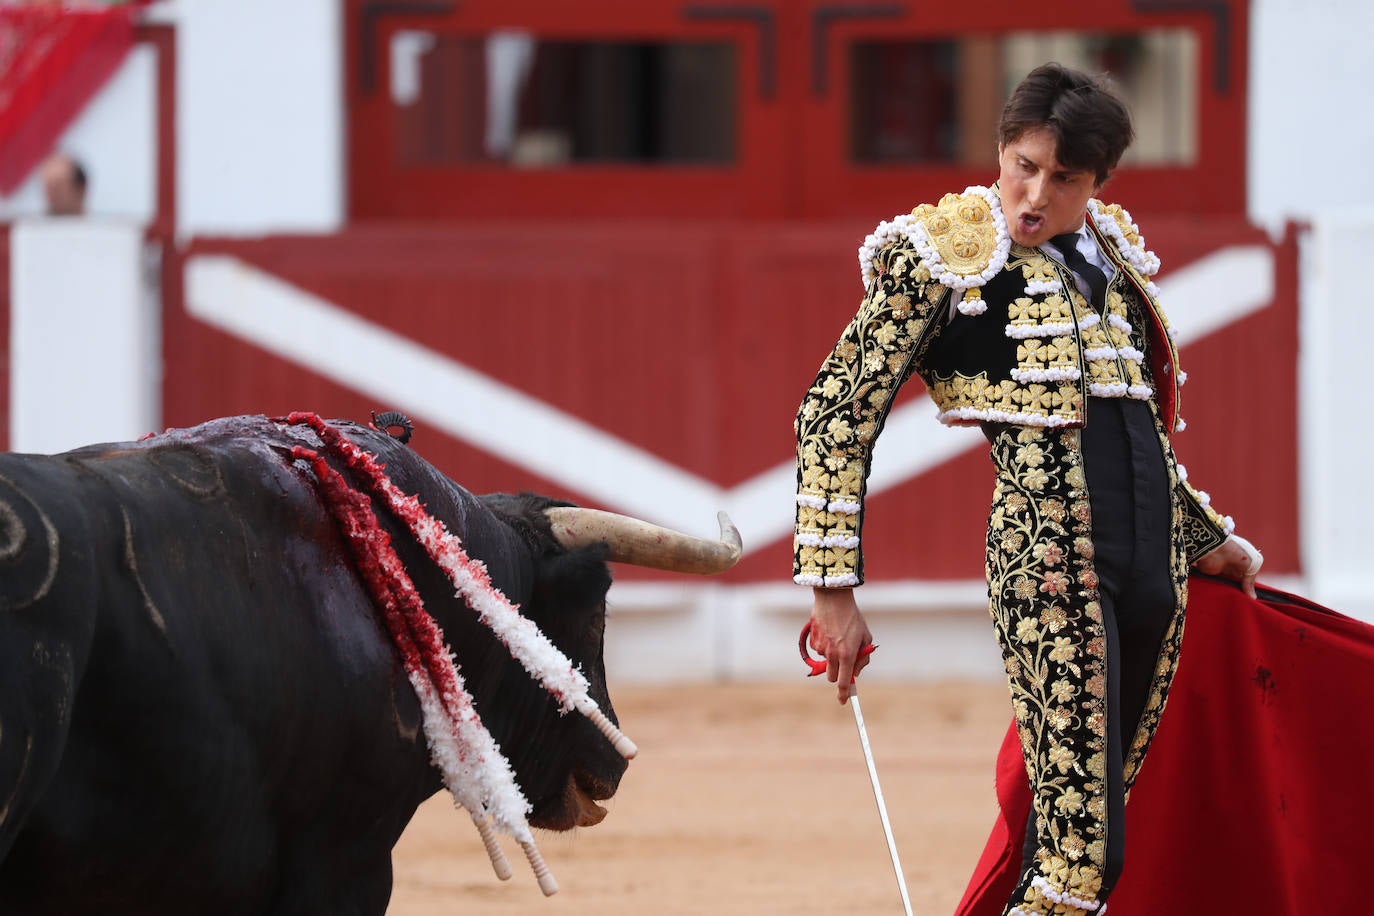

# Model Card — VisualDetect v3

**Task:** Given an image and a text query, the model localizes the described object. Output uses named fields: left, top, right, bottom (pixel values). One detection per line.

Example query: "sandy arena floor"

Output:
left=388, top=681, right=1011, bottom=915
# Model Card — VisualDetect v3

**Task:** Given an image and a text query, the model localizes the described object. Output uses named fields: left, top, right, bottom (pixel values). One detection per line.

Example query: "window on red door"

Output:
left=847, top=30, right=1198, bottom=168
left=391, top=33, right=738, bottom=168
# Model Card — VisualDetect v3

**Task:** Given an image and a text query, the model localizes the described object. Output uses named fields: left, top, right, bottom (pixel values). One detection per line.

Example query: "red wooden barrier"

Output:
left=162, top=216, right=1299, bottom=584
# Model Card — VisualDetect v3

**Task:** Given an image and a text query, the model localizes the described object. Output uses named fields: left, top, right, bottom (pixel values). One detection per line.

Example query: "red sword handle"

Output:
left=799, top=621, right=876, bottom=679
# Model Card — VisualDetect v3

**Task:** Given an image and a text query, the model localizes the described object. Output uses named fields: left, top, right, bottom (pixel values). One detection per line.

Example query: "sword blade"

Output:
left=850, top=692, right=914, bottom=916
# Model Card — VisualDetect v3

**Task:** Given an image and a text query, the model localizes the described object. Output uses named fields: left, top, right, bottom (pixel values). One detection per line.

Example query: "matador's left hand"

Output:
left=1193, top=534, right=1262, bottom=599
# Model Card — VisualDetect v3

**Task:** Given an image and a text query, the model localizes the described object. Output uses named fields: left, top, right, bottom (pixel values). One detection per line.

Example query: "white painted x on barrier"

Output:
left=186, top=246, right=1275, bottom=555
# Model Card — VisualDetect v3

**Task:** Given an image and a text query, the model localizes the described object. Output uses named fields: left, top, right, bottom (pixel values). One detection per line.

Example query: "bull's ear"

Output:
left=543, top=508, right=742, bottom=575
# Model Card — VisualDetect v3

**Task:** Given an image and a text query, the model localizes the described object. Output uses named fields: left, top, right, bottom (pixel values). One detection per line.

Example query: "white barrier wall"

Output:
left=1299, top=214, right=1374, bottom=624
left=603, top=582, right=1003, bottom=684
left=9, top=220, right=160, bottom=454
left=1248, top=0, right=1374, bottom=592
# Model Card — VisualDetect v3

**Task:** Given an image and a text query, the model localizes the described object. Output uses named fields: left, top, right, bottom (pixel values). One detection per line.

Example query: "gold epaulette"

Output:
left=901, top=186, right=1011, bottom=315
left=910, top=188, right=1006, bottom=283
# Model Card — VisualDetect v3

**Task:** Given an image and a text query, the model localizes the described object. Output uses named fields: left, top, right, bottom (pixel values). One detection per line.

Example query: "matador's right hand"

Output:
left=1193, top=533, right=1262, bottom=599
left=808, top=588, right=874, bottom=704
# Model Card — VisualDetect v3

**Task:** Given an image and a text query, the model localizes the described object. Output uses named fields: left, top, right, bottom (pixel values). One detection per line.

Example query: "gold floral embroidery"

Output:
left=1041, top=293, right=1075, bottom=323
left=1008, top=297, right=1043, bottom=325
left=1088, top=360, right=1123, bottom=384
left=987, top=425, right=1129, bottom=914
left=929, top=373, right=1084, bottom=425
left=793, top=235, right=945, bottom=584
left=1045, top=336, right=1076, bottom=368
left=1017, top=340, right=1049, bottom=368
left=1079, top=319, right=1112, bottom=351
left=1022, top=257, right=1059, bottom=288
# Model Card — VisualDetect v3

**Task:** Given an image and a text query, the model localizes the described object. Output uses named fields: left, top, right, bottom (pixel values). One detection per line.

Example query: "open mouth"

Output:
left=536, top=770, right=617, bottom=831
left=1018, top=212, right=1045, bottom=237
left=567, top=772, right=610, bottom=827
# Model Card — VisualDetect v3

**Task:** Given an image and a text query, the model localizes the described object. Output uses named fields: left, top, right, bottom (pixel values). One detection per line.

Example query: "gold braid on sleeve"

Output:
left=793, top=239, right=944, bottom=586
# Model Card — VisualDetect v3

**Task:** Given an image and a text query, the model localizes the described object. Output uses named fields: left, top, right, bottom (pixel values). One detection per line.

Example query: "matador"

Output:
left=794, top=63, right=1262, bottom=916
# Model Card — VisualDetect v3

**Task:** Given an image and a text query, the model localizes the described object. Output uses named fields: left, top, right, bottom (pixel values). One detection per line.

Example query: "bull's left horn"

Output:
left=544, top=508, right=742, bottom=575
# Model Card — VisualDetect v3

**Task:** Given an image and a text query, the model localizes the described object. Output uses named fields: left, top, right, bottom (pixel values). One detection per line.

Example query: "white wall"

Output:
left=1248, top=0, right=1374, bottom=227
left=1298, top=214, right=1374, bottom=624
left=9, top=221, right=161, bottom=453
left=178, top=0, right=343, bottom=236
left=0, top=45, right=157, bottom=223
left=1249, top=0, right=1374, bottom=623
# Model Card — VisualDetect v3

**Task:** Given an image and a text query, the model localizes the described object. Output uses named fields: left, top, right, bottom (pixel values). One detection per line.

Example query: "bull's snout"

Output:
left=532, top=765, right=623, bottom=831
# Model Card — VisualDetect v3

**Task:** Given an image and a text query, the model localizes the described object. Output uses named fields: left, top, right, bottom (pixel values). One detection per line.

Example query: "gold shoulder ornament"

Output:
left=908, top=186, right=1011, bottom=316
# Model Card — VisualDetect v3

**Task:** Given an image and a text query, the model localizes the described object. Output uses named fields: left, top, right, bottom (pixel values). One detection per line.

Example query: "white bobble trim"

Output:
left=959, top=294, right=989, bottom=315
left=1088, top=199, right=1160, bottom=278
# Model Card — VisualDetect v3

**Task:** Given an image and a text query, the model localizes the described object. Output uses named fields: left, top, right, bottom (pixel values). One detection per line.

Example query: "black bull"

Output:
left=0, top=415, right=683, bottom=914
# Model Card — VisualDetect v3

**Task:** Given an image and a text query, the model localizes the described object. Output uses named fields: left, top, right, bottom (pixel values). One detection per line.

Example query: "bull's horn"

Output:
left=544, top=508, right=742, bottom=575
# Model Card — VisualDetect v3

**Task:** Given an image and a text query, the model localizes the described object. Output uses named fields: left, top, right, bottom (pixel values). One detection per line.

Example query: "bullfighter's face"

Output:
left=997, top=127, right=1101, bottom=248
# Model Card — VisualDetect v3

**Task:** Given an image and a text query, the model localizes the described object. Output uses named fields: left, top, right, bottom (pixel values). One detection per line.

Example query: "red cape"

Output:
left=956, top=575, right=1374, bottom=915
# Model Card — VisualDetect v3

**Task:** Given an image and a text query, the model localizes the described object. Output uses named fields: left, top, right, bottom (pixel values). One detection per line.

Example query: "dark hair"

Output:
left=997, top=63, right=1134, bottom=185
left=70, top=158, right=88, bottom=191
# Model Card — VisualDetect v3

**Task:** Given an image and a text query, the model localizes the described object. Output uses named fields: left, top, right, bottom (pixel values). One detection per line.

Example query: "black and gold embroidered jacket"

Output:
left=793, top=187, right=1232, bottom=587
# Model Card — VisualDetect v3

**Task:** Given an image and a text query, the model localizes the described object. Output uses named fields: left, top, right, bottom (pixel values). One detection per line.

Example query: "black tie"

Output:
left=1050, top=233, right=1108, bottom=309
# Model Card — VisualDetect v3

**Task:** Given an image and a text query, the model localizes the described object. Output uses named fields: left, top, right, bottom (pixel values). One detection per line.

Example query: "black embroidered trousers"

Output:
left=984, top=397, right=1187, bottom=915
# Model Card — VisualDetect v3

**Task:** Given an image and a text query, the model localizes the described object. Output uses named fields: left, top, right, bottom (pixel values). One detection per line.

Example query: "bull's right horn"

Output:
left=543, top=508, right=742, bottom=575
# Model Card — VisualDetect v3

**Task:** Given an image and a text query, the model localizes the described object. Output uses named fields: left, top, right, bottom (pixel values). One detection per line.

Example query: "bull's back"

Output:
left=0, top=422, right=437, bottom=913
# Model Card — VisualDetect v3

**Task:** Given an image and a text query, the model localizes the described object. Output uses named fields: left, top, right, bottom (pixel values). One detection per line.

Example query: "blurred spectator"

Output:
left=40, top=152, right=87, bottom=216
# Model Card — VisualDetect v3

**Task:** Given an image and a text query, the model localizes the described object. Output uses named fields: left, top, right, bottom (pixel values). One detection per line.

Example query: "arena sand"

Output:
left=389, top=681, right=1010, bottom=915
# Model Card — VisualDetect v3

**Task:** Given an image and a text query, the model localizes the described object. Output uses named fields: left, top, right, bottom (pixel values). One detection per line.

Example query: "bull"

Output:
left=0, top=414, right=740, bottom=915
